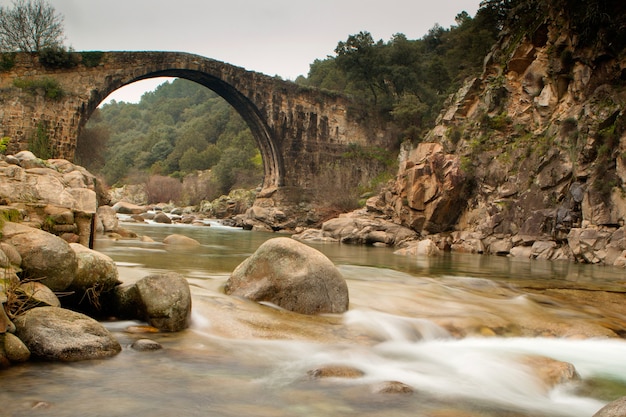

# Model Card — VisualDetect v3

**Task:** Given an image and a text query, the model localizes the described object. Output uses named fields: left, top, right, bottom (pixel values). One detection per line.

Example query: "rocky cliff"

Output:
left=306, top=6, right=626, bottom=267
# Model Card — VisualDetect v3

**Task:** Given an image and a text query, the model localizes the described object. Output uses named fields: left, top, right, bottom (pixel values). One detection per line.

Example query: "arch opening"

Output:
left=82, top=69, right=283, bottom=195
left=81, top=70, right=283, bottom=206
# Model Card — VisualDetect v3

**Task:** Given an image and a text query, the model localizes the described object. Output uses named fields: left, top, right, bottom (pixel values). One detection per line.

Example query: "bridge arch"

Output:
left=85, top=69, right=284, bottom=190
left=0, top=51, right=392, bottom=216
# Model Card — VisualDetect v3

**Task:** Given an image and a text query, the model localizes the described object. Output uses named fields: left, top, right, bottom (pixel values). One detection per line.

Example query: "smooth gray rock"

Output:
left=225, top=237, right=349, bottom=315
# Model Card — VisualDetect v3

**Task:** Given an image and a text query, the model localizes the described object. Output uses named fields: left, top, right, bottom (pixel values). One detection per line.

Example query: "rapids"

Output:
left=0, top=221, right=624, bottom=417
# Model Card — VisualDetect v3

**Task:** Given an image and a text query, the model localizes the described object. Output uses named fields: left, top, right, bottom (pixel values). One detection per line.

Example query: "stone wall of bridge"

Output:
left=0, top=51, right=395, bottom=209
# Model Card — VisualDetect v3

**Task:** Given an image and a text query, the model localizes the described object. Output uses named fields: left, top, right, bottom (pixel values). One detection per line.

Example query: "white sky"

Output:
left=1, top=0, right=483, bottom=103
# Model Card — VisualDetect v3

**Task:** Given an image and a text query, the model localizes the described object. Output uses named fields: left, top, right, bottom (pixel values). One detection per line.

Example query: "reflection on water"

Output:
left=1, top=221, right=625, bottom=417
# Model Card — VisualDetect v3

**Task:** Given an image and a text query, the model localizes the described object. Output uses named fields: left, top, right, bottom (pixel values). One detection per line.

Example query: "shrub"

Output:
left=80, top=51, right=104, bottom=67
left=145, top=175, right=182, bottom=204
left=0, top=136, right=9, bottom=154
left=13, top=77, right=64, bottom=100
left=29, top=122, right=53, bottom=159
left=0, top=52, right=16, bottom=71
left=38, top=46, right=79, bottom=69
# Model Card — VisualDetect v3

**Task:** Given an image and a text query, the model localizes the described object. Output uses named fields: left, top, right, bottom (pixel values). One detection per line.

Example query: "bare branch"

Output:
left=0, top=0, right=64, bottom=52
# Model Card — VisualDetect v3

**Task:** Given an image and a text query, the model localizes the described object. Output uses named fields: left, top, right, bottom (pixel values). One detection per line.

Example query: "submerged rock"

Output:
left=307, top=365, right=365, bottom=379
left=372, top=381, right=414, bottom=394
left=225, top=237, right=349, bottom=315
left=131, top=338, right=163, bottom=351
left=163, top=234, right=201, bottom=247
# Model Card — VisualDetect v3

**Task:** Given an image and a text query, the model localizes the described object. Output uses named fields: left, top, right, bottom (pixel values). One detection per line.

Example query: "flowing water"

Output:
left=1, top=221, right=626, bottom=417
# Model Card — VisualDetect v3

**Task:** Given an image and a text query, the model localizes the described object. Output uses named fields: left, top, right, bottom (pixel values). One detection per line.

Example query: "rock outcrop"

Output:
left=0, top=151, right=98, bottom=246
left=297, top=7, right=626, bottom=268
left=413, top=8, right=626, bottom=266
left=225, top=237, right=349, bottom=314
left=372, top=143, right=471, bottom=234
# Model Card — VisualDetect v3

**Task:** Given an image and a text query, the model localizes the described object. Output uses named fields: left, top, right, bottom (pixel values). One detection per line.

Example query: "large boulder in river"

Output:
left=113, top=272, right=192, bottom=332
left=13, top=306, right=121, bottom=361
left=0, top=222, right=77, bottom=291
left=224, top=237, right=349, bottom=314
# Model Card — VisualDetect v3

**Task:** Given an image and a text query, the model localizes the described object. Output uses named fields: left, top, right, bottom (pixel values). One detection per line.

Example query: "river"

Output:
left=1, top=220, right=625, bottom=417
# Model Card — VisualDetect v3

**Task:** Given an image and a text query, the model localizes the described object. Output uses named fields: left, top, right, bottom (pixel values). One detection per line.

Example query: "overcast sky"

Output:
left=1, top=0, right=483, bottom=102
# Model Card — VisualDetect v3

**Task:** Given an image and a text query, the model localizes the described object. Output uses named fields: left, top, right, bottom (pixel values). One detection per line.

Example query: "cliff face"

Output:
left=374, top=7, right=626, bottom=266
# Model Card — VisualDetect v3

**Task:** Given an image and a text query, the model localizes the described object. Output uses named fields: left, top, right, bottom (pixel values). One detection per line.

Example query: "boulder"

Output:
left=394, top=239, right=441, bottom=257
left=112, top=201, right=146, bottom=215
left=0, top=242, right=21, bottom=267
left=163, top=234, right=201, bottom=247
left=0, top=290, right=15, bottom=333
left=225, top=237, right=349, bottom=315
left=13, top=306, right=121, bottom=361
left=1, top=222, right=77, bottom=291
left=488, top=238, right=513, bottom=255
left=114, top=273, right=192, bottom=332
left=153, top=212, right=172, bottom=224
left=568, top=228, right=612, bottom=264
left=17, top=282, right=60, bottom=308
left=65, top=243, right=121, bottom=312
left=2, top=332, right=30, bottom=362
left=136, top=273, right=191, bottom=331
left=97, top=205, right=119, bottom=232
left=593, top=396, right=626, bottom=417
left=531, top=240, right=558, bottom=259
left=321, top=216, right=416, bottom=245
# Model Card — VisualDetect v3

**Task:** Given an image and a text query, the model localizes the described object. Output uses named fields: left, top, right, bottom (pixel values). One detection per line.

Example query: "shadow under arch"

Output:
left=85, top=69, right=284, bottom=191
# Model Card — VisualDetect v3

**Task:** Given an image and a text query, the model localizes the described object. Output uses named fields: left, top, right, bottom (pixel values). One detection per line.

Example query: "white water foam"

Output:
left=237, top=309, right=623, bottom=416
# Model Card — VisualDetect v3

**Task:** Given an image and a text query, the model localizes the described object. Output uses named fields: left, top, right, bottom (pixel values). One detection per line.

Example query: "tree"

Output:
left=335, top=31, right=386, bottom=105
left=0, top=0, right=64, bottom=52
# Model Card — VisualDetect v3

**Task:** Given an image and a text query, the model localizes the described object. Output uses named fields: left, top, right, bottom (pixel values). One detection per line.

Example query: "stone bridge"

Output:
left=0, top=51, right=394, bottom=214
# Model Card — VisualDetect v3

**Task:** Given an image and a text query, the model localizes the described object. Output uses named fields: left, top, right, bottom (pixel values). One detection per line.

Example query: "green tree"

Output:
left=335, top=31, right=386, bottom=105
left=0, top=0, right=64, bottom=52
